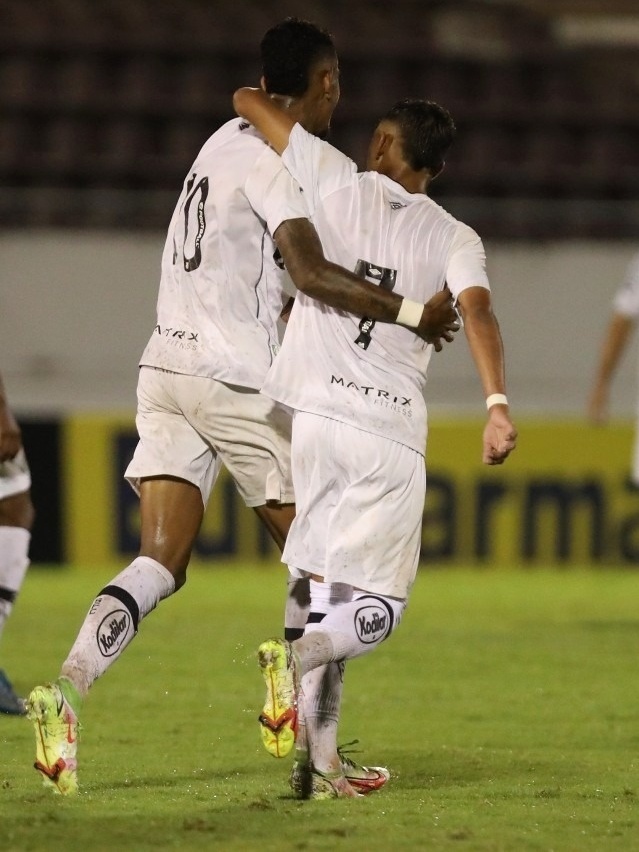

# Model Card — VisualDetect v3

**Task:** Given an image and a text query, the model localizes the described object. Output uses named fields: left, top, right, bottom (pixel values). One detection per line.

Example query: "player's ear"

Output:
left=317, top=58, right=339, bottom=97
left=321, top=68, right=334, bottom=97
left=376, top=131, right=393, bottom=161
left=367, top=127, right=384, bottom=165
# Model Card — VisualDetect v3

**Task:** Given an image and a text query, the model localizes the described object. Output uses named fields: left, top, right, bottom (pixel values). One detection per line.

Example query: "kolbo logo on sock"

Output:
left=355, top=604, right=389, bottom=644
left=96, top=609, right=131, bottom=657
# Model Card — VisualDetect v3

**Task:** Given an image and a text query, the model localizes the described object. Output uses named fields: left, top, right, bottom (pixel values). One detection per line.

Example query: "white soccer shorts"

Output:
left=125, top=366, right=294, bottom=508
left=283, top=411, right=426, bottom=599
left=0, top=448, right=31, bottom=500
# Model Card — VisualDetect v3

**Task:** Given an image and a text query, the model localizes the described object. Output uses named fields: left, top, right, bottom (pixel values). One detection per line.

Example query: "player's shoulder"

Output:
left=189, top=118, right=275, bottom=187
left=416, top=194, right=481, bottom=243
left=397, top=186, right=470, bottom=231
left=360, top=172, right=483, bottom=242
left=409, top=196, right=484, bottom=259
left=244, top=138, right=297, bottom=206
left=197, top=117, right=267, bottom=159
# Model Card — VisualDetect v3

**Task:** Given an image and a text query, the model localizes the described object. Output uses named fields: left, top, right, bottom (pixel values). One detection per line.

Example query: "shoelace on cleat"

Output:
left=336, top=739, right=363, bottom=772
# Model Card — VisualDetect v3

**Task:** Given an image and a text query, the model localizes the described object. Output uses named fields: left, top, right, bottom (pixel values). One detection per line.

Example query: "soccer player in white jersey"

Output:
left=25, top=19, right=459, bottom=796
left=0, top=371, right=34, bottom=715
left=233, top=88, right=518, bottom=797
left=588, top=252, right=639, bottom=486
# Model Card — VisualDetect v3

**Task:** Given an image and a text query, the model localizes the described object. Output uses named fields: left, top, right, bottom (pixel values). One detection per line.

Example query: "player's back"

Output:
left=140, top=118, right=290, bottom=389
left=263, top=124, right=488, bottom=453
left=312, top=171, right=458, bottom=357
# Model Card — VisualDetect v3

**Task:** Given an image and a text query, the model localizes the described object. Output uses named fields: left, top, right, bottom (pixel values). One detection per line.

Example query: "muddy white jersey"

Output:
left=261, top=123, right=490, bottom=454
left=140, top=118, right=307, bottom=389
left=613, top=253, right=639, bottom=319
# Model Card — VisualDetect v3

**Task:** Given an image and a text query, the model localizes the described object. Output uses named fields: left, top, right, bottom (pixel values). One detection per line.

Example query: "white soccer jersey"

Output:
left=613, top=253, right=639, bottom=319
left=140, top=118, right=308, bottom=389
left=259, top=123, right=490, bottom=454
left=0, top=448, right=30, bottom=501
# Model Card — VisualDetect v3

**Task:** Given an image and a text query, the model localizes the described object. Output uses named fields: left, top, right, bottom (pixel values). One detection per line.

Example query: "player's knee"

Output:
left=171, top=567, right=188, bottom=591
left=138, top=551, right=188, bottom=591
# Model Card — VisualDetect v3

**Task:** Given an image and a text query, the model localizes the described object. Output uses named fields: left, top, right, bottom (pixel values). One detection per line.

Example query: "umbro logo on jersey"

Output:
left=239, top=121, right=250, bottom=131
left=390, top=201, right=406, bottom=210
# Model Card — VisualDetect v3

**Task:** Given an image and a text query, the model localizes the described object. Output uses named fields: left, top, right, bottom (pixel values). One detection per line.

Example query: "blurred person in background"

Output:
left=0, top=371, right=34, bottom=715
left=233, top=88, right=517, bottom=798
left=25, top=18, right=457, bottom=796
left=587, top=252, right=639, bottom=486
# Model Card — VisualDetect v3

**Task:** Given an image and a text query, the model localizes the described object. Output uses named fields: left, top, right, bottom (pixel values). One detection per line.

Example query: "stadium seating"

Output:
left=0, top=0, right=637, bottom=236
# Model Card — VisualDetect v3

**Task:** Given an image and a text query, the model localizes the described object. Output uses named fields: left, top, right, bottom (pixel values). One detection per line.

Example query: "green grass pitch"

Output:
left=2, top=563, right=639, bottom=851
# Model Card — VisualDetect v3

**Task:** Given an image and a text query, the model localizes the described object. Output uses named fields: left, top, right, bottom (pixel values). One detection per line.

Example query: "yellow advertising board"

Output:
left=424, top=419, right=638, bottom=566
left=63, top=414, right=639, bottom=566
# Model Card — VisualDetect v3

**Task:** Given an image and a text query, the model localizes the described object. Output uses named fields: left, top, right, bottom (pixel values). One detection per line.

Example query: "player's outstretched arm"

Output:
left=233, top=88, right=294, bottom=155
left=274, top=218, right=459, bottom=348
left=0, top=372, right=23, bottom=462
left=457, top=286, right=517, bottom=465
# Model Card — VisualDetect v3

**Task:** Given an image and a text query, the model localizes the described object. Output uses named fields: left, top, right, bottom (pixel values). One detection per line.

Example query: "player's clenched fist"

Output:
left=482, top=407, right=517, bottom=465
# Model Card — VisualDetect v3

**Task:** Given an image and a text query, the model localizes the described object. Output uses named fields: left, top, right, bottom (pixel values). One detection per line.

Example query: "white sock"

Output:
left=293, top=579, right=353, bottom=675
left=0, top=526, right=30, bottom=643
left=284, top=573, right=310, bottom=641
left=323, top=591, right=406, bottom=659
left=292, top=579, right=350, bottom=758
left=61, top=556, right=175, bottom=696
left=303, top=660, right=344, bottom=775
left=292, top=582, right=406, bottom=776
left=294, top=585, right=406, bottom=671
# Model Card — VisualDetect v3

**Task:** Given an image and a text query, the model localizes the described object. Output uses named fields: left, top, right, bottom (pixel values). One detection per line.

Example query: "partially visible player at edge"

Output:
left=0, top=371, right=34, bottom=715
left=587, top=251, right=639, bottom=487
left=25, top=18, right=458, bottom=796
left=233, top=86, right=518, bottom=798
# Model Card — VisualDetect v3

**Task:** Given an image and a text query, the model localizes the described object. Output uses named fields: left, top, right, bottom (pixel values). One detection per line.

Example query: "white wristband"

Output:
left=396, top=298, right=424, bottom=328
left=486, top=393, right=508, bottom=410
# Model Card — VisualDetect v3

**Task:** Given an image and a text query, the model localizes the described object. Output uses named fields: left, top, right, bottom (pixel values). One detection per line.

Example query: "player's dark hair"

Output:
left=261, top=17, right=336, bottom=97
left=382, top=99, right=456, bottom=173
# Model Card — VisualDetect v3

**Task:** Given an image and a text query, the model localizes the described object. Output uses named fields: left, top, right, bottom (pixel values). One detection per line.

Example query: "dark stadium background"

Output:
left=1, top=0, right=638, bottom=563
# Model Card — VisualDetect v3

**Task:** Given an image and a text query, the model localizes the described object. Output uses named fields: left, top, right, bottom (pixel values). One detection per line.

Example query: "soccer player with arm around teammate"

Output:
left=0, top=372, right=34, bottom=715
left=234, top=87, right=517, bottom=798
left=25, top=18, right=458, bottom=797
